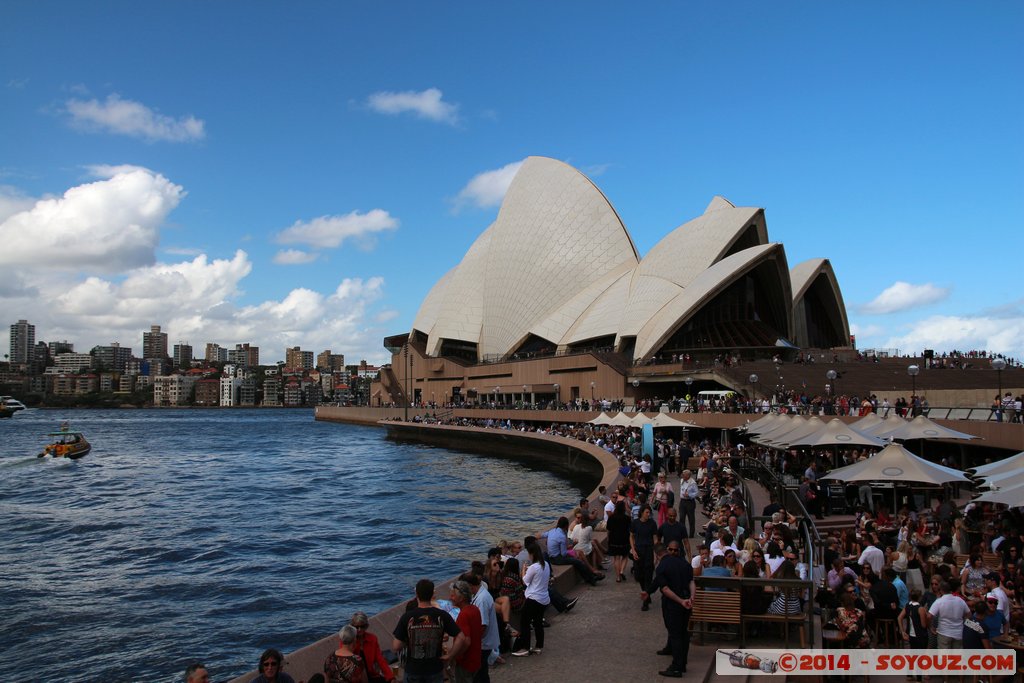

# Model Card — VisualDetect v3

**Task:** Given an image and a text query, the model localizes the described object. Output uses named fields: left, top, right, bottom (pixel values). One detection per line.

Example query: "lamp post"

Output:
left=522, top=384, right=528, bottom=408
left=993, top=358, right=1006, bottom=420
left=684, top=376, right=694, bottom=413
left=907, top=364, right=919, bottom=398
left=826, top=369, right=837, bottom=396
left=748, top=373, right=759, bottom=399
left=495, top=386, right=501, bottom=407
left=403, top=343, right=411, bottom=422
left=590, top=380, right=596, bottom=400
left=553, top=383, right=560, bottom=407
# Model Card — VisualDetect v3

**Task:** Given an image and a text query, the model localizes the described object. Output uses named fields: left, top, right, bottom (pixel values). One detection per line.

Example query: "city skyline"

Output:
left=2, top=3, right=1022, bottom=363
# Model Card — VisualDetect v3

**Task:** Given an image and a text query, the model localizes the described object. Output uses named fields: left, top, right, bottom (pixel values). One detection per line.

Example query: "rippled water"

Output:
left=0, top=409, right=587, bottom=682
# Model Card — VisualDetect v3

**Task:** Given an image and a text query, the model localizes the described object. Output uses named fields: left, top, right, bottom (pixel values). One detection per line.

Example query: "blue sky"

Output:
left=1, top=2, right=1022, bottom=364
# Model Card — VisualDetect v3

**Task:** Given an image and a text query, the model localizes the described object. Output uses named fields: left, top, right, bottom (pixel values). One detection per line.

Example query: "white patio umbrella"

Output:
left=977, top=469, right=1024, bottom=492
left=588, top=412, right=614, bottom=425
left=628, top=412, right=655, bottom=427
left=788, top=418, right=887, bottom=449
left=973, top=482, right=1024, bottom=507
left=762, top=416, right=826, bottom=449
left=651, top=412, right=698, bottom=429
left=750, top=414, right=799, bottom=443
left=852, top=414, right=907, bottom=437
left=607, top=411, right=634, bottom=427
left=879, top=415, right=978, bottom=442
left=743, top=413, right=783, bottom=435
left=968, top=451, right=1024, bottom=478
left=820, top=442, right=969, bottom=510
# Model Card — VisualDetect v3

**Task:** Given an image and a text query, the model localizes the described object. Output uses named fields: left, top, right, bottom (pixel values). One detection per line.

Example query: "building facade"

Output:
left=9, top=319, right=35, bottom=365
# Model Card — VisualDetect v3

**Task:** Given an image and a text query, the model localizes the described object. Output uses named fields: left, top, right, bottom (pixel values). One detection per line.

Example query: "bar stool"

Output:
left=873, top=618, right=897, bottom=647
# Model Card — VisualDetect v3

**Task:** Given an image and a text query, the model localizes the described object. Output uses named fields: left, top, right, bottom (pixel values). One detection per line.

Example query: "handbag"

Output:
left=667, top=490, right=675, bottom=507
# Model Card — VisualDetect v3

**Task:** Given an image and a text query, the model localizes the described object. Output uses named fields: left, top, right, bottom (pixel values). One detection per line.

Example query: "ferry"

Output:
left=1, top=396, right=27, bottom=412
left=39, top=423, right=91, bottom=460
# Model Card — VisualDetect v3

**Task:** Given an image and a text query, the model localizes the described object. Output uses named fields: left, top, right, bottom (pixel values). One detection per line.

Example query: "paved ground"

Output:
left=490, top=470, right=756, bottom=683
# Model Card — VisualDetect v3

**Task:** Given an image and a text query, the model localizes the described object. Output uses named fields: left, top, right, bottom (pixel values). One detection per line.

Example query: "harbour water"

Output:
left=0, top=409, right=586, bottom=682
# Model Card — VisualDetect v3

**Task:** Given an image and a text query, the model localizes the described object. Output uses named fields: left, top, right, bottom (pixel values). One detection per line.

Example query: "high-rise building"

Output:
left=227, top=343, right=259, bottom=367
left=49, top=340, right=74, bottom=356
left=317, top=350, right=345, bottom=372
left=142, top=325, right=168, bottom=359
left=92, top=343, right=133, bottom=373
left=205, top=343, right=228, bottom=363
left=173, top=343, right=193, bottom=369
left=9, top=319, right=35, bottom=365
left=286, top=346, right=314, bottom=371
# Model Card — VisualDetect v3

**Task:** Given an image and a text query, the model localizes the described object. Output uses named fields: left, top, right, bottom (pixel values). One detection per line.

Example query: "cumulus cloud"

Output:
left=273, top=248, right=318, bottom=265
left=366, top=87, right=459, bottom=125
left=0, top=166, right=183, bottom=272
left=66, top=94, right=205, bottom=142
left=453, top=159, right=524, bottom=211
left=883, top=313, right=1024, bottom=360
left=859, top=281, right=950, bottom=315
left=1, top=248, right=391, bottom=363
left=275, top=210, right=398, bottom=250
left=0, top=185, right=40, bottom=223
left=849, top=322, right=885, bottom=338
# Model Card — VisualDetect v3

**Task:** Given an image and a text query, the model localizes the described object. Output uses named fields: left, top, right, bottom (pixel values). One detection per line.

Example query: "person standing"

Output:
left=511, top=542, right=551, bottom=657
left=325, top=626, right=368, bottom=683
left=631, top=504, right=659, bottom=610
left=392, top=579, right=465, bottom=683
left=928, top=580, right=971, bottom=649
left=462, top=573, right=499, bottom=683
left=678, top=469, right=698, bottom=539
left=642, top=541, right=695, bottom=678
left=349, top=613, right=394, bottom=683
left=448, top=581, right=481, bottom=683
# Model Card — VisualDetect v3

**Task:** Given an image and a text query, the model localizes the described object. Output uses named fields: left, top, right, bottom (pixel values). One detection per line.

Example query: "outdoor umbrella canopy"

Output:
left=973, top=483, right=1024, bottom=507
left=788, top=418, right=887, bottom=449
left=761, top=416, right=827, bottom=449
left=819, top=442, right=970, bottom=486
left=651, top=412, right=698, bottom=429
left=853, top=414, right=908, bottom=437
left=743, top=413, right=783, bottom=435
left=976, top=469, right=1024, bottom=491
left=607, top=411, right=634, bottom=427
left=877, top=415, right=978, bottom=442
left=968, top=451, right=1024, bottom=478
left=588, top=412, right=614, bottom=425
left=628, top=412, right=655, bottom=427
left=750, top=414, right=799, bottom=443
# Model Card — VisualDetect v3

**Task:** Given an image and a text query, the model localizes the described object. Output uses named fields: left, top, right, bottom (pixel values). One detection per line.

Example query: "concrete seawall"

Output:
left=228, top=421, right=620, bottom=683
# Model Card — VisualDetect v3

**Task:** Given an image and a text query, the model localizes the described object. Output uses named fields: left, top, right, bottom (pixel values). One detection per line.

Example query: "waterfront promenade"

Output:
left=232, top=417, right=777, bottom=682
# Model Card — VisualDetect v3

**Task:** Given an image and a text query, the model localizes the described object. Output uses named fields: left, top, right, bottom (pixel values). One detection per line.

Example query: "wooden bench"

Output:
left=689, top=589, right=742, bottom=645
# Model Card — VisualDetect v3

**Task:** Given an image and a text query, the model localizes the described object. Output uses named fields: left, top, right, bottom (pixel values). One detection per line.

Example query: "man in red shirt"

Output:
left=449, top=581, right=482, bottom=683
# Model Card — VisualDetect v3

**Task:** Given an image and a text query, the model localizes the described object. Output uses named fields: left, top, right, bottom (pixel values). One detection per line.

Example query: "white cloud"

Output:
left=453, top=159, right=524, bottom=211
left=0, top=166, right=183, bottom=272
left=366, top=87, right=459, bottom=125
left=859, top=281, right=950, bottom=314
left=1, top=248, right=392, bottom=363
left=66, top=94, right=206, bottom=142
left=849, top=322, right=885, bottom=338
left=273, top=248, right=318, bottom=265
left=883, top=314, right=1024, bottom=360
left=0, top=185, right=40, bottom=223
left=275, top=210, right=398, bottom=250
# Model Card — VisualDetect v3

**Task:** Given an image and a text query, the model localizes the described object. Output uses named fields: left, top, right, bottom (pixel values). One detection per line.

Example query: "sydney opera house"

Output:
left=373, top=156, right=850, bottom=407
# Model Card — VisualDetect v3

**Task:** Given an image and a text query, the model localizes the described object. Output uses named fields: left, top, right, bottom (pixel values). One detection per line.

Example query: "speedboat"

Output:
left=39, top=423, right=91, bottom=459
left=0, top=405, right=13, bottom=419
left=1, top=396, right=27, bottom=411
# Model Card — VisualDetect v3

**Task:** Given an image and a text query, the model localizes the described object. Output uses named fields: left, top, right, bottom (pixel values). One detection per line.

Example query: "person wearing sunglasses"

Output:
left=349, top=612, right=394, bottom=683
left=252, top=649, right=295, bottom=683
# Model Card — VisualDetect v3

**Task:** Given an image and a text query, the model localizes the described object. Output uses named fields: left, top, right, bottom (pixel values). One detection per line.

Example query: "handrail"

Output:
left=735, top=456, right=823, bottom=571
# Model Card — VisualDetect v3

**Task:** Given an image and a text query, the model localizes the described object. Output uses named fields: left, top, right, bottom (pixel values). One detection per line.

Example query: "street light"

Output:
left=495, top=386, right=501, bottom=406
left=993, top=358, right=1006, bottom=417
left=826, top=369, right=837, bottom=397
left=523, top=384, right=528, bottom=406
left=590, top=380, right=596, bottom=400
left=748, top=373, right=759, bottom=399
left=907, top=364, right=919, bottom=401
